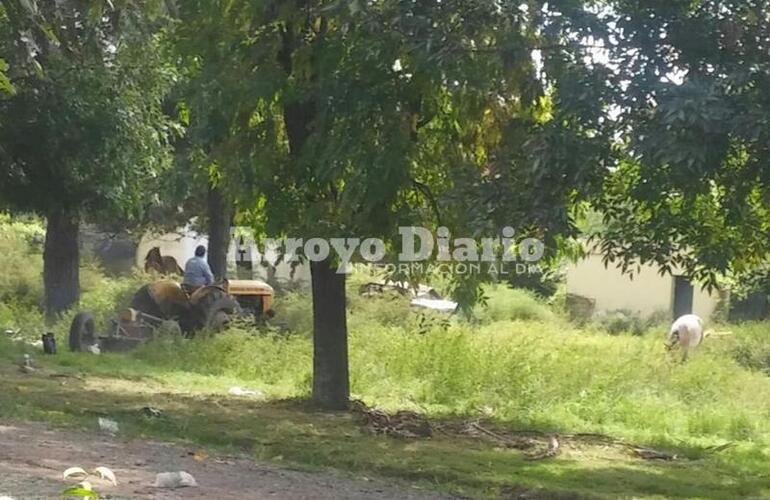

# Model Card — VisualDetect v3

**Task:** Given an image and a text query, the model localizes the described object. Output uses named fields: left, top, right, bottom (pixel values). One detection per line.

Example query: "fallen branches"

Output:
left=349, top=400, right=432, bottom=439
left=627, top=445, right=677, bottom=461
left=347, top=402, right=730, bottom=463
left=457, top=422, right=560, bottom=461
left=524, top=436, right=561, bottom=461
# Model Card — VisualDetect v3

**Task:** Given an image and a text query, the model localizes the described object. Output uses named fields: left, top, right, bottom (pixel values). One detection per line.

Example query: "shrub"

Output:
left=0, top=214, right=45, bottom=309
left=79, top=264, right=150, bottom=330
left=473, top=284, right=558, bottom=323
left=274, top=289, right=314, bottom=334
left=0, top=300, right=45, bottom=335
left=0, top=214, right=150, bottom=339
left=721, top=322, right=770, bottom=375
left=592, top=309, right=669, bottom=336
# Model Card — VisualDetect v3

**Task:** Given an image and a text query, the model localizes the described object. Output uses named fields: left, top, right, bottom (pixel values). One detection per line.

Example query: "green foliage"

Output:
left=0, top=214, right=44, bottom=309
left=2, top=272, right=761, bottom=450
left=595, top=2, right=770, bottom=287
left=273, top=290, right=314, bottom=334
left=80, top=267, right=152, bottom=331
left=723, top=323, right=770, bottom=376
left=0, top=1, right=176, bottom=222
left=61, top=486, right=99, bottom=499
left=25, top=302, right=770, bottom=447
left=1, top=272, right=770, bottom=498
left=171, top=0, right=618, bottom=308
left=0, top=56, right=12, bottom=94
left=0, top=338, right=766, bottom=500
left=592, top=309, right=670, bottom=337
left=473, top=285, right=557, bottom=323
left=0, top=214, right=149, bottom=335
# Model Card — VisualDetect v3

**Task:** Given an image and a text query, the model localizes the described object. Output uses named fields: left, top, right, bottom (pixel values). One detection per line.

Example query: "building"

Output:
left=566, top=249, right=723, bottom=322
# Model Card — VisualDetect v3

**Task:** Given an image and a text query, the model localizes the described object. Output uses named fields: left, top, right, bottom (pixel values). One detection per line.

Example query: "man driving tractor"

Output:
left=183, top=245, right=214, bottom=291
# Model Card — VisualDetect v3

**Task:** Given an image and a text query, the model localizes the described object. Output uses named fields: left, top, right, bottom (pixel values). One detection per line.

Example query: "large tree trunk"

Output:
left=44, top=210, right=80, bottom=319
left=207, top=185, right=233, bottom=281
left=310, top=258, right=350, bottom=409
left=280, top=25, right=349, bottom=409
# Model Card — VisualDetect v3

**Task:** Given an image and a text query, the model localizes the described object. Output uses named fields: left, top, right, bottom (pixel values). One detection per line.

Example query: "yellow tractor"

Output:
left=69, top=278, right=274, bottom=352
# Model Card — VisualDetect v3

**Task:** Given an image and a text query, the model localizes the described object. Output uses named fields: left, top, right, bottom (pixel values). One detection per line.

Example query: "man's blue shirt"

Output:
left=183, top=256, right=214, bottom=286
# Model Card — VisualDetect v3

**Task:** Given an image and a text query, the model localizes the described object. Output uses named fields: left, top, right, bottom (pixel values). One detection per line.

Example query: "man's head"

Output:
left=195, top=245, right=206, bottom=257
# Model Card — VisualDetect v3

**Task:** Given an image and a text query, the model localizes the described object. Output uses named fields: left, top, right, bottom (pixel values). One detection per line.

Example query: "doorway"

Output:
left=673, top=276, right=694, bottom=319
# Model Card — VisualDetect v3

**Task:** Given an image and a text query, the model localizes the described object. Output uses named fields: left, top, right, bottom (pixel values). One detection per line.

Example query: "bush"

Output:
left=1, top=243, right=769, bottom=449
left=0, top=214, right=45, bottom=309
left=79, top=262, right=150, bottom=330
left=592, top=309, right=669, bottom=336
left=0, top=300, right=45, bottom=335
left=0, top=214, right=151, bottom=340
left=274, top=289, right=314, bottom=334
left=473, top=284, right=558, bottom=323
left=721, top=322, right=770, bottom=375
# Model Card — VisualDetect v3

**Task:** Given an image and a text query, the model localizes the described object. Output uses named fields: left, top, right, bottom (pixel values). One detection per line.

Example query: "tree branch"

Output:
left=411, top=178, right=443, bottom=226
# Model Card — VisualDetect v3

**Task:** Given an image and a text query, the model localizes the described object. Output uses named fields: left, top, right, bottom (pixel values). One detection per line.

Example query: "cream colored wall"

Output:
left=692, top=284, right=721, bottom=321
left=566, top=253, right=722, bottom=321
left=137, top=229, right=206, bottom=270
left=137, top=228, right=311, bottom=285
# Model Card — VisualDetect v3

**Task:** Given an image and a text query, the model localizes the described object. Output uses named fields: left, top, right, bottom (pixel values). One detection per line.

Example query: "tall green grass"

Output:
left=0, top=214, right=44, bottom=309
left=473, top=285, right=557, bottom=323
left=1, top=213, right=769, bottom=455
left=0, top=214, right=150, bottom=336
left=95, top=317, right=767, bottom=449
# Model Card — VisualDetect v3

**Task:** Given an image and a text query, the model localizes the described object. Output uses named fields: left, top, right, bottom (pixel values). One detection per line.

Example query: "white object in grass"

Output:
left=153, top=471, right=198, bottom=488
left=410, top=298, right=458, bottom=312
left=98, top=417, right=119, bottom=435
left=93, top=466, right=117, bottom=485
left=62, top=466, right=89, bottom=481
left=228, top=386, right=264, bottom=398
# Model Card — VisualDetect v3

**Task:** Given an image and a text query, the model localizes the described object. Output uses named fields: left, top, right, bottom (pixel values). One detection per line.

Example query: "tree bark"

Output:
left=207, top=185, right=233, bottom=281
left=44, top=210, right=80, bottom=319
left=280, top=25, right=348, bottom=409
left=310, top=258, right=350, bottom=409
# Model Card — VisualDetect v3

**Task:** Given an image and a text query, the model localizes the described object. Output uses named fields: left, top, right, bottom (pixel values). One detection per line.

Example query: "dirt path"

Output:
left=0, top=421, right=459, bottom=500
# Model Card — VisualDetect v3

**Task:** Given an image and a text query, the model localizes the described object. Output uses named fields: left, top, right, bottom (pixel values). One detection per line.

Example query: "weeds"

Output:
left=1, top=215, right=769, bottom=498
left=473, top=285, right=557, bottom=323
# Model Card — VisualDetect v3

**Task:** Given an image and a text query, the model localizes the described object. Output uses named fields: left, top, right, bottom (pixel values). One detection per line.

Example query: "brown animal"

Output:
left=144, top=247, right=183, bottom=275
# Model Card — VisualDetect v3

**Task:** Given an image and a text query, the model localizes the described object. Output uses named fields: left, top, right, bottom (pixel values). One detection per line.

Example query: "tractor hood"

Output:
left=225, top=279, right=274, bottom=296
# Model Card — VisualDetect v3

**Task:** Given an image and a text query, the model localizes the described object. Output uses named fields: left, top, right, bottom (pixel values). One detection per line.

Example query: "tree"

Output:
left=594, top=1, right=770, bottom=288
left=174, top=0, right=615, bottom=409
left=0, top=1, right=175, bottom=316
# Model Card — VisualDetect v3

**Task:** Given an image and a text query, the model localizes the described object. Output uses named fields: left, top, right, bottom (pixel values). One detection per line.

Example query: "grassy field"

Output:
left=0, top=216, right=769, bottom=498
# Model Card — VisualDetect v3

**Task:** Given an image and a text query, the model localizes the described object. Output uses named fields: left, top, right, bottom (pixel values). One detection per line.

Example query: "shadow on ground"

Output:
left=0, top=342, right=767, bottom=500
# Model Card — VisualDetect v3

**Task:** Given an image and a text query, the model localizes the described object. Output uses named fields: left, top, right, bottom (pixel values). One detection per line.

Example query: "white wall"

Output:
left=137, top=228, right=310, bottom=286
left=566, top=252, right=721, bottom=321
left=137, top=228, right=207, bottom=270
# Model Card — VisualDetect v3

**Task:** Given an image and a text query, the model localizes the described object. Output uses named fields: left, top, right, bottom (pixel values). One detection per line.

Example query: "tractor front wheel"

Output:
left=207, top=309, right=231, bottom=331
left=199, top=293, right=241, bottom=332
left=69, top=311, right=97, bottom=352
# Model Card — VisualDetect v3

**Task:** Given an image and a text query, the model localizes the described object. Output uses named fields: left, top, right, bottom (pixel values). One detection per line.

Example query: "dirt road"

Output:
left=0, top=421, right=458, bottom=500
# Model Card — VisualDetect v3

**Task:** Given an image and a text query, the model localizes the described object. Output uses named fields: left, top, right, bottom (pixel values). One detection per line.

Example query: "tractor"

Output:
left=69, top=278, right=274, bottom=353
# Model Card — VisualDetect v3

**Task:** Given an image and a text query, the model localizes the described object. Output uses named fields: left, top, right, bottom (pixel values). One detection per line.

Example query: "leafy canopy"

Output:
left=596, top=0, right=770, bottom=287
left=0, top=0, right=176, bottom=220
left=173, top=1, right=615, bottom=298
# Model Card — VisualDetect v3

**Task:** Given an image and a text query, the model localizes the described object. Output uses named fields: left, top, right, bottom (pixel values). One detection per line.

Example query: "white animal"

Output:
left=666, top=314, right=705, bottom=361
left=17, top=354, right=35, bottom=374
